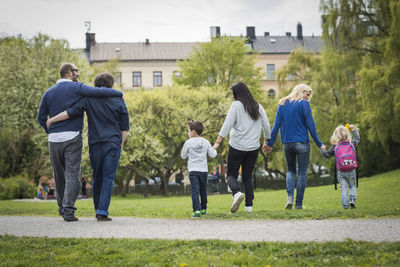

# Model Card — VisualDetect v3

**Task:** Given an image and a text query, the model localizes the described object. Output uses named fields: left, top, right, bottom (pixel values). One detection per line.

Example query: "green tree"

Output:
left=321, top=0, right=400, bottom=175
left=175, top=37, right=263, bottom=97
left=121, top=86, right=231, bottom=195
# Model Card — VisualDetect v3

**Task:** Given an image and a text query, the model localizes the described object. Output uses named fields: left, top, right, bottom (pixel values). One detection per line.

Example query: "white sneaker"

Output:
left=231, top=192, right=244, bottom=213
left=285, top=196, right=293, bottom=209
left=244, top=206, right=253, bottom=212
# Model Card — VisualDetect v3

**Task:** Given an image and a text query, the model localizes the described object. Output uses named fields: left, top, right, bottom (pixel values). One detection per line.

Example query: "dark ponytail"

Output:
left=230, top=82, right=260, bottom=120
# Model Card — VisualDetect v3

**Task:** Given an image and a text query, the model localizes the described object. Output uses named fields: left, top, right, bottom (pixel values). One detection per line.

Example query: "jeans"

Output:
left=89, top=142, right=121, bottom=216
left=283, top=142, right=310, bottom=207
left=189, top=171, right=208, bottom=212
left=49, top=134, right=82, bottom=218
left=337, top=170, right=357, bottom=208
left=226, top=145, right=259, bottom=207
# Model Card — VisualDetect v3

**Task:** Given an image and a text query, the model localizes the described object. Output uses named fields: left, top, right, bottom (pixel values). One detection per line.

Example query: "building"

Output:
left=85, top=33, right=198, bottom=89
left=245, top=23, right=323, bottom=97
left=84, top=23, right=323, bottom=95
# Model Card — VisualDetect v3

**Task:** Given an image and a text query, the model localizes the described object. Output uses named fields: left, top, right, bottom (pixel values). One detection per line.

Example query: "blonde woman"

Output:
left=265, top=84, right=325, bottom=210
left=321, top=125, right=360, bottom=209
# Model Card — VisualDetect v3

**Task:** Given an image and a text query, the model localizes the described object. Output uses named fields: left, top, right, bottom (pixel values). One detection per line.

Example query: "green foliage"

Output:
left=121, top=86, right=231, bottom=194
left=175, top=37, right=263, bottom=97
left=1, top=169, right=399, bottom=219
left=1, top=236, right=399, bottom=266
left=320, top=0, right=400, bottom=175
left=0, top=128, right=45, bottom=178
left=0, top=173, right=36, bottom=200
left=0, top=34, right=79, bottom=130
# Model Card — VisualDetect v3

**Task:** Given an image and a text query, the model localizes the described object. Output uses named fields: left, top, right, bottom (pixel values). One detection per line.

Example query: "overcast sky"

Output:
left=1, top=0, right=322, bottom=48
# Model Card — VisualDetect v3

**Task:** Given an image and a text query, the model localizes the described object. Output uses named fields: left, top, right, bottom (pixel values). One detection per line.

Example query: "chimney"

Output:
left=286, top=32, right=291, bottom=37
left=210, top=26, right=221, bottom=38
left=297, top=22, right=303, bottom=40
left=145, top=39, right=150, bottom=45
left=246, top=26, right=256, bottom=40
left=264, top=32, right=270, bottom=37
left=85, top=32, right=95, bottom=52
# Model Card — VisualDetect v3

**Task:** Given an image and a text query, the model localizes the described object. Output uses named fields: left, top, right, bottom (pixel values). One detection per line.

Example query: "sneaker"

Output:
left=285, top=196, right=293, bottom=209
left=231, top=192, right=245, bottom=213
left=350, top=201, right=356, bottom=209
left=96, top=214, right=112, bottom=221
left=295, top=205, right=305, bottom=210
left=200, top=209, right=207, bottom=215
left=244, top=206, right=253, bottom=212
left=192, top=210, right=201, bottom=218
left=64, top=216, right=79, bottom=222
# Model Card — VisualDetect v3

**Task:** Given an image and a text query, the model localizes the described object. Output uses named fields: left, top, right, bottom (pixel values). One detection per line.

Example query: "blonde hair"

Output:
left=330, top=125, right=352, bottom=145
left=279, top=83, right=312, bottom=105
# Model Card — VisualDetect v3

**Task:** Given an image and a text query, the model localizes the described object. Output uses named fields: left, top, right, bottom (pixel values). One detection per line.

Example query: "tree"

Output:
left=320, top=0, right=400, bottom=175
left=121, top=86, right=231, bottom=195
left=175, top=37, right=263, bottom=98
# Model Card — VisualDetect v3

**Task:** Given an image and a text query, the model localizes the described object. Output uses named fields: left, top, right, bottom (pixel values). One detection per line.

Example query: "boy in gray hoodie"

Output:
left=181, top=121, right=217, bottom=218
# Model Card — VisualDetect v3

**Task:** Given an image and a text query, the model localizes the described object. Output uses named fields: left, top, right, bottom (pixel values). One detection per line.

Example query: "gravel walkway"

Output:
left=1, top=216, right=399, bottom=242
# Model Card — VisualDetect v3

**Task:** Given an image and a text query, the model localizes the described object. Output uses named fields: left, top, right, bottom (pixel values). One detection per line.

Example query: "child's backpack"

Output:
left=334, top=141, right=357, bottom=172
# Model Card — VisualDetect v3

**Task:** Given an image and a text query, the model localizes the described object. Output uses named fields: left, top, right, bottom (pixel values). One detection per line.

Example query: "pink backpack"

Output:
left=335, top=141, right=357, bottom=172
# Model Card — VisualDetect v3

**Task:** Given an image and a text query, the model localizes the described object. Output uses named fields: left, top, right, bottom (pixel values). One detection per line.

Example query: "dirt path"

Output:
left=1, top=216, right=399, bottom=242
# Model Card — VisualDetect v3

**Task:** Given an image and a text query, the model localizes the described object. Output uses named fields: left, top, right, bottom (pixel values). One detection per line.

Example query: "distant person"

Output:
left=80, top=177, right=88, bottom=199
left=181, top=120, right=217, bottom=218
left=265, top=84, right=325, bottom=210
left=37, top=63, right=123, bottom=221
left=36, top=176, right=49, bottom=200
left=213, top=82, right=271, bottom=213
left=46, top=72, right=130, bottom=221
left=321, top=124, right=360, bottom=209
left=47, top=177, right=56, bottom=200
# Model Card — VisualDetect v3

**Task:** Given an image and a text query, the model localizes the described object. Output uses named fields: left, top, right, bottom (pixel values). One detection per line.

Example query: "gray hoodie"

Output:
left=181, top=137, right=217, bottom=172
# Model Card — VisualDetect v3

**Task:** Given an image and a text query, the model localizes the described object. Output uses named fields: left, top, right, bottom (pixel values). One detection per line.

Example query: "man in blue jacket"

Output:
left=46, top=72, right=130, bottom=221
left=37, top=63, right=123, bottom=221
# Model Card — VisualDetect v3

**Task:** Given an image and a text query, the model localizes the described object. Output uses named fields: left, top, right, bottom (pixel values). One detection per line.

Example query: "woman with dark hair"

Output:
left=213, top=82, right=271, bottom=213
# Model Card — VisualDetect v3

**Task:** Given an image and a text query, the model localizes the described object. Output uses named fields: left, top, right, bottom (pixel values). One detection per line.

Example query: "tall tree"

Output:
left=175, top=37, right=263, bottom=98
left=121, top=86, right=231, bottom=195
left=321, top=0, right=400, bottom=174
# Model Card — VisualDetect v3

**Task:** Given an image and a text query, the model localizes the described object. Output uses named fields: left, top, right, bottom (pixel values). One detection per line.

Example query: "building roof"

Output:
left=88, top=36, right=323, bottom=62
left=89, top=42, right=199, bottom=62
left=252, top=35, right=323, bottom=54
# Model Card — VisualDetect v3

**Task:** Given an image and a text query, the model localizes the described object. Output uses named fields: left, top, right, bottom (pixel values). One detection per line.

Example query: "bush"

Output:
left=0, top=173, right=36, bottom=200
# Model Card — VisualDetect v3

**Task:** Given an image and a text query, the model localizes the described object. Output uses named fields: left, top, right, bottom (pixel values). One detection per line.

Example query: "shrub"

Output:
left=0, top=173, right=36, bottom=200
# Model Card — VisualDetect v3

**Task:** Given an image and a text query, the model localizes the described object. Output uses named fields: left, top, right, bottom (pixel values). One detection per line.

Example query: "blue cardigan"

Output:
left=267, top=100, right=322, bottom=147
left=37, top=81, right=123, bottom=134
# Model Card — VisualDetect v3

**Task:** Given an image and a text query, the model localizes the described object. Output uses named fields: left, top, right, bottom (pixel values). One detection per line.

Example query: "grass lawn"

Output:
left=1, top=170, right=399, bottom=266
left=1, top=236, right=399, bottom=266
left=1, top=169, right=399, bottom=220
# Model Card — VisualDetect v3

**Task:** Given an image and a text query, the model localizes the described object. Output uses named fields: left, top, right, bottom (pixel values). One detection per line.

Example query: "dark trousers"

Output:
left=189, top=171, right=208, bottom=212
left=226, top=145, right=258, bottom=207
left=49, top=134, right=82, bottom=219
left=89, top=142, right=121, bottom=216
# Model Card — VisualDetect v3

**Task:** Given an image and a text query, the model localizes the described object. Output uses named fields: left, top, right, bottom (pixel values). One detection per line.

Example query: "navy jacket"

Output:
left=67, top=97, right=130, bottom=147
left=37, top=81, right=123, bottom=134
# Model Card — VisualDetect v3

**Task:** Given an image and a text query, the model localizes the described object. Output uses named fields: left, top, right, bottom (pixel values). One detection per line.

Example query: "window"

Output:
left=173, top=71, right=181, bottom=78
left=288, top=73, right=296, bottom=81
left=133, top=72, right=141, bottom=87
left=153, top=71, right=162, bottom=87
left=268, top=89, right=276, bottom=99
left=266, top=64, right=275, bottom=80
left=116, top=72, right=122, bottom=86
